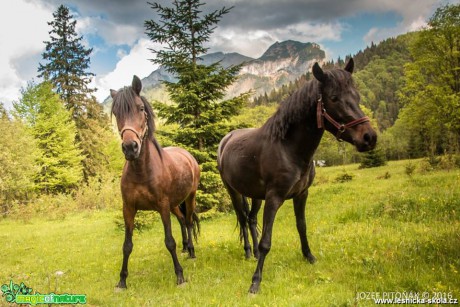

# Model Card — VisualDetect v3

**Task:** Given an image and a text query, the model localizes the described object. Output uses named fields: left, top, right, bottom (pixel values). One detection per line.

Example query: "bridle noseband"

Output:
left=316, top=95, right=370, bottom=141
left=119, top=111, right=148, bottom=145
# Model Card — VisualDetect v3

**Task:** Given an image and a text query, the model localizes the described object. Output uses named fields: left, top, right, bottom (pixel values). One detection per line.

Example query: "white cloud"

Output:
left=363, top=14, right=428, bottom=45
left=77, top=15, right=139, bottom=46
left=209, top=21, right=345, bottom=58
left=0, top=0, right=51, bottom=108
left=92, top=38, right=160, bottom=102
left=361, top=0, right=438, bottom=45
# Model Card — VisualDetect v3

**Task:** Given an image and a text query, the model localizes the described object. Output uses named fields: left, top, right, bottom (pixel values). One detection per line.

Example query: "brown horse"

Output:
left=217, top=59, right=377, bottom=293
left=111, top=76, right=200, bottom=288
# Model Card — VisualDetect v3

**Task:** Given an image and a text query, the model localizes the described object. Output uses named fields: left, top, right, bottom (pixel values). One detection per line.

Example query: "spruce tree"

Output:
left=145, top=0, right=249, bottom=211
left=38, top=4, right=114, bottom=180
left=359, top=146, right=387, bottom=169
left=38, top=5, right=94, bottom=117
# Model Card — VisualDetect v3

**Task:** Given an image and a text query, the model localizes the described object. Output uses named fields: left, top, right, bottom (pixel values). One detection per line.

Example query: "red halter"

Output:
left=316, top=95, right=370, bottom=141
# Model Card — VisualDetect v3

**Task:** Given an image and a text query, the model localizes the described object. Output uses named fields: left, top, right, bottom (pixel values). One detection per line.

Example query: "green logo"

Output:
left=1, top=281, right=86, bottom=305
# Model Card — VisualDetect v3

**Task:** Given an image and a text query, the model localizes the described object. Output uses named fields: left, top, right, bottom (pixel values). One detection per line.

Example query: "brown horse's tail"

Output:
left=179, top=202, right=200, bottom=242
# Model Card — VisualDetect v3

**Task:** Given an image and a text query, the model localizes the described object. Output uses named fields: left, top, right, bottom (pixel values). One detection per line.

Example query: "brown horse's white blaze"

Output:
left=110, top=76, right=200, bottom=289
left=217, top=58, right=377, bottom=294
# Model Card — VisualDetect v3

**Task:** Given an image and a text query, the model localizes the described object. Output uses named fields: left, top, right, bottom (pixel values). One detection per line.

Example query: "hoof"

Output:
left=177, top=276, right=186, bottom=285
left=248, top=282, right=260, bottom=294
left=245, top=251, right=252, bottom=259
left=115, top=281, right=127, bottom=291
left=306, top=253, right=317, bottom=264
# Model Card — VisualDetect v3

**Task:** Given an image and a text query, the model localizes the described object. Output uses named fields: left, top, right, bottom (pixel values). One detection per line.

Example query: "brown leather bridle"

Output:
left=316, top=95, right=370, bottom=141
left=119, top=111, right=148, bottom=145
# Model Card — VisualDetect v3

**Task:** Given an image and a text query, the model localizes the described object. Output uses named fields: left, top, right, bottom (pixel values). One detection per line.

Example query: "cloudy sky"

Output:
left=0, top=0, right=457, bottom=108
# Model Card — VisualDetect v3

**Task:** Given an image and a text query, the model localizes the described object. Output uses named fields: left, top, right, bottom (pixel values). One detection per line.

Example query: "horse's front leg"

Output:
left=293, top=193, right=316, bottom=264
left=160, top=207, right=185, bottom=285
left=117, top=205, right=136, bottom=289
left=249, top=192, right=284, bottom=294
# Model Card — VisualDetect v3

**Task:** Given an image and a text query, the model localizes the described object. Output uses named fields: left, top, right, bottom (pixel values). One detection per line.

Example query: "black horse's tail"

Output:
left=237, top=196, right=251, bottom=242
left=179, top=202, right=201, bottom=242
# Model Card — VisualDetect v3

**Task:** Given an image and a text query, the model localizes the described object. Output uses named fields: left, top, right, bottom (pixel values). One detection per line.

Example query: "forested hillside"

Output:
left=253, top=33, right=414, bottom=131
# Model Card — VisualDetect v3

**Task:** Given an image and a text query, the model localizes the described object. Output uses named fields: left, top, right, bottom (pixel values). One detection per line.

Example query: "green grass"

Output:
left=1, top=160, right=459, bottom=306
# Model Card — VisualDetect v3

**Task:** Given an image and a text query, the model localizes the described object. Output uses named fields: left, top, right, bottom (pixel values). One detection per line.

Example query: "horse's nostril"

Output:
left=363, top=133, right=371, bottom=144
left=122, top=141, right=139, bottom=153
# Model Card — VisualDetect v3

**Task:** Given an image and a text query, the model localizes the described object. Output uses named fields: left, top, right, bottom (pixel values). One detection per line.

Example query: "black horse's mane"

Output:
left=263, top=68, right=352, bottom=140
left=263, top=78, right=319, bottom=140
left=111, top=86, right=163, bottom=156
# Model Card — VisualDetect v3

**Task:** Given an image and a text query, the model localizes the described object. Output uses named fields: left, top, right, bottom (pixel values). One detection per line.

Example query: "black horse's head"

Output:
left=313, top=59, right=377, bottom=152
left=110, top=76, right=156, bottom=161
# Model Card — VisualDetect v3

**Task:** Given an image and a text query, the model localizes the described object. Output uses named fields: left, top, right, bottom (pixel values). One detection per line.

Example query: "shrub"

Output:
left=74, top=174, right=121, bottom=210
left=334, top=171, right=354, bottom=183
left=404, top=161, right=416, bottom=176
left=114, top=210, right=159, bottom=232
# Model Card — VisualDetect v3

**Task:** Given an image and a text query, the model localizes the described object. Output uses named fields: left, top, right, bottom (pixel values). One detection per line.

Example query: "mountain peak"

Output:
left=259, top=40, right=324, bottom=61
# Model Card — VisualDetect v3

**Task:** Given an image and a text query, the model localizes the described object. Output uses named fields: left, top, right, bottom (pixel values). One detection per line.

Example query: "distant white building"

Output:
left=314, top=160, right=326, bottom=167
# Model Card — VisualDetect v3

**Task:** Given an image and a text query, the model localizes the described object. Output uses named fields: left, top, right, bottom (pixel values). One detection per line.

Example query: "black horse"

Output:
left=217, top=59, right=377, bottom=293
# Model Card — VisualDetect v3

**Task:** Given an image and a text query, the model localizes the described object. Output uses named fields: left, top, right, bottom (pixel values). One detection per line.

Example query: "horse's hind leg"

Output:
left=171, top=205, right=188, bottom=253
left=248, top=199, right=262, bottom=259
left=293, top=193, right=316, bottom=264
left=117, top=205, right=136, bottom=289
left=184, top=192, right=198, bottom=258
left=226, top=186, right=251, bottom=259
left=160, top=207, right=185, bottom=285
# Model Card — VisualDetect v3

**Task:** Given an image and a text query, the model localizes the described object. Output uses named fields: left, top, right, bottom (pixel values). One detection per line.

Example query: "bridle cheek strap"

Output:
left=316, top=98, right=370, bottom=140
left=119, top=112, right=149, bottom=144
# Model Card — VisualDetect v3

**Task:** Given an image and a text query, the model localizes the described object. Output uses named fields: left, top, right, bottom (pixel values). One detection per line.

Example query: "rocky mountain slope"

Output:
left=104, top=40, right=325, bottom=107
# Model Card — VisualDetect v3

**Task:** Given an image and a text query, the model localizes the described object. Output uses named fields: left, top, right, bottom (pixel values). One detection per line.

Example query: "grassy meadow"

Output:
left=1, top=160, right=459, bottom=306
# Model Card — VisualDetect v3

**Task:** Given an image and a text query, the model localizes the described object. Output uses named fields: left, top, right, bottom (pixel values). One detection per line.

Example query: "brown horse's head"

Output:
left=313, top=59, right=377, bottom=152
left=111, top=76, right=155, bottom=161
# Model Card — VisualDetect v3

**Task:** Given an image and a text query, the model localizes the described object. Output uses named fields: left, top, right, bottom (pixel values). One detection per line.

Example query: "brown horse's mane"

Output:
left=111, top=86, right=163, bottom=157
left=263, top=68, right=352, bottom=140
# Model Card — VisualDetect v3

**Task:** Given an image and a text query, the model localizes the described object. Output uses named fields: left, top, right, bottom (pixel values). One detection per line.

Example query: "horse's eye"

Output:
left=330, top=95, right=339, bottom=102
left=140, top=106, right=145, bottom=112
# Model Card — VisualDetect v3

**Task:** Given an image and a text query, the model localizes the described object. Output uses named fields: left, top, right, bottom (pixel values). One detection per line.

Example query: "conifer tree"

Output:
left=38, top=5, right=94, bottom=117
left=38, top=4, right=114, bottom=179
left=145, top=0, right=249, bottom=211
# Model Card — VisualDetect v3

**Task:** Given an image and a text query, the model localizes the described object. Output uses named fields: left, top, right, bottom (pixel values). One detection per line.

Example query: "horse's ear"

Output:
left=312, top=62, right=326, bottom=83
left=344, top=58, right=354, bottom=74
left=132, top=75, right=142, bottom=95
left=110, top=89, right=117, bottom=98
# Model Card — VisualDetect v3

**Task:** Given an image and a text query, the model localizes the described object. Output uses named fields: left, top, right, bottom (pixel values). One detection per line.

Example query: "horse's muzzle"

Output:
left=122, top=141, right=140, bottom=161
left=355, top=130, right=377, bottom=152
